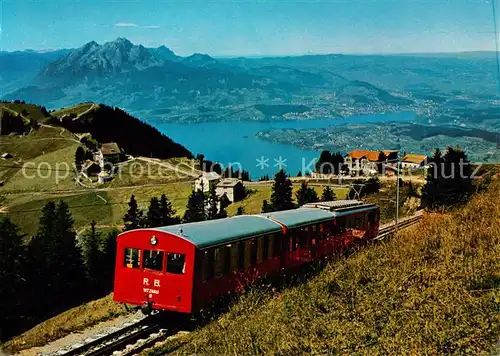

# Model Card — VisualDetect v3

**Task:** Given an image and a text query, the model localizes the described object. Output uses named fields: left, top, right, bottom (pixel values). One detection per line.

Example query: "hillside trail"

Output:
left=136, top=157, right=202, bottom=178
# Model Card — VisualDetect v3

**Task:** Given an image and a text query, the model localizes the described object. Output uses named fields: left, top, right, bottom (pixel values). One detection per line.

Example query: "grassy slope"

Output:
left=8, top=192, right=114, bottom=236
left=51, top=102, right=94, bottom=118
left=152, top=180, right=500, bottom=355
left=0, top=102, right=52, bottom=123
left=3, top=294, right=130, bottom=353
left=6, top=183, right=193, bottom=236
left=0, top=125, right=80, bottom=184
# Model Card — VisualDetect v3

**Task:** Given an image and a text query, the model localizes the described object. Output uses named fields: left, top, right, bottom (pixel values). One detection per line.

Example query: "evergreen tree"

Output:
left=183, top=190, right=206, bottom=223
left=101, top=230, right=118, bottom=292
left=241, top=170, right=250, bottom=181
left=159, top=194, right=180, bottom=226
left=207, top=185, right=220, bottom=220
left=377, top=152, right=387, bottom=174
left=271, top=170, right=295, bottom=211
left=297, top=170, right=302, bottom=177
left=316, top=150, right=332, bottom=174
left=295, top=181, right=319, bottom=206
left=80, top=220, right=103, bottom=293
left=75, top=146, right=85, bottom=169
left=236, top=206, right=245, bottom=215
left=0, top=217, right=26, bottom=339
left=219, top=194, right=230, bottom=219
left=321, top=186, right=336, bottom=201
left=422, top=146, right=473, bottom=208
left=146, top=197, right=162, bottom=227
left=123, top=195, right=144, bottom=231
left=53, top=201, right=86, bottom=304
left=261, top=200, right=271, bottom=213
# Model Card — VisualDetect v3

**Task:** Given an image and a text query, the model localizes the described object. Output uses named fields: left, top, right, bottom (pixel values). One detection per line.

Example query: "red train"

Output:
left=113, top=200, right=379, bottom=314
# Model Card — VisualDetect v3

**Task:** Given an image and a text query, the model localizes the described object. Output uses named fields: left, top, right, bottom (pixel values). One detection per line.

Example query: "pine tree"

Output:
left=101, top=230, right=118, bottom=292
left=183, top=190, right=206, bottom=223
left=321, top=186, right=336, bottom=201
left=146, top=197, right=162, bottom=227
left=262, top=199, right=272, bottom=213
left=159, top=194, right=180, bottom=226
left=53, top=201, right=86, bottom=304
left=219, top=194, right=230, bottom=219
left=422, top=146, right=473, bottom=208
left=80, top=220, right=103, bottom=293
left=271, top=170, right=294, bottom=211
left=123, top=195, right=144, bottom=231
left=297, top=170, right=302, bottom=177
left=236, top=206, right=245, bottom=215
left=295, top=181, right=318, bottom=206
left=75, top=146, right=85, bottom=170
left=207, top=185, right=219, bottom=220
left=0, top=217, right=26, bottom=339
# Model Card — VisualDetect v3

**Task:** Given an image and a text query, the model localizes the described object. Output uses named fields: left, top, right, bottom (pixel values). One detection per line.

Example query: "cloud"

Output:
left=115, top=23, right=160, bottom=29
left=115, top=22, right=139, bottom=28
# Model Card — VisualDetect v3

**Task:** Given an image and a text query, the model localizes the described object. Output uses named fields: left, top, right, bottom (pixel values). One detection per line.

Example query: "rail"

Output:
left=375, top=213, right=423, bottom=241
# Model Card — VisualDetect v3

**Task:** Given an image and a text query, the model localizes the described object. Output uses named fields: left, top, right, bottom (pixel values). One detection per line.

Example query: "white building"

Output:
left=401, top=154, right=428, bottom=169
left=194, top=172, right=221, bottom=192
left=216, top=178, right=245, bottom=202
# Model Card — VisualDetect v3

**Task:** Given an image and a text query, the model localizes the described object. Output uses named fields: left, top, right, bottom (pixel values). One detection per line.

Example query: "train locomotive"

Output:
left=113, top=200, right=380, bottom=314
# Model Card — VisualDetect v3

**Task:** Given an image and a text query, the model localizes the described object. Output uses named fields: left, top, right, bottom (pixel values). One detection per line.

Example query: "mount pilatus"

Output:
left=41, top=38, right=171, bottom=78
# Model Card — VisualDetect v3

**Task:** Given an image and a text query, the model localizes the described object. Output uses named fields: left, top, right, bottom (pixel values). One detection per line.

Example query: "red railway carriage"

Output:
left=113, top=215, right=284, bottom=313
left=113, top=201, right=380, bottom=314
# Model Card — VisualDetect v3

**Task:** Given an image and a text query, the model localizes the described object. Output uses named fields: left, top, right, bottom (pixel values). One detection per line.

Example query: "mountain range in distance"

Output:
left=1, top=37, right=499, bottom=124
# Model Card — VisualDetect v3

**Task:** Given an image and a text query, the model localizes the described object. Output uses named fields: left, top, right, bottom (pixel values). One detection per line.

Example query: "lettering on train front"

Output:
left=143, top=278, right=161, bottom=295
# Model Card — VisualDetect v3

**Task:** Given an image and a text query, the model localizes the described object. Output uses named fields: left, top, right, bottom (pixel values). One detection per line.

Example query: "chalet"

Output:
left=194, top=172, right=221, bottom=192
left=1, top=153, right=13, bottom=159
left=344, top=149, right=399, bottom=175
left=99, top=142, right=123, bottom=165
left=401, top=154, right=428, bottom=169
left=216, top=178, right=245, bottom=203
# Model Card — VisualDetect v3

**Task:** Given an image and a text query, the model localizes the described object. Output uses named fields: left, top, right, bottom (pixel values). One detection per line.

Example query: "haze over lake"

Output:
left=152, top=111, right=416, bottom=178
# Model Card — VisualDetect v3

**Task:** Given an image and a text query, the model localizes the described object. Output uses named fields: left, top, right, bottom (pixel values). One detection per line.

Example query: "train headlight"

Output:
left=150, top=236, right=158, bottom=246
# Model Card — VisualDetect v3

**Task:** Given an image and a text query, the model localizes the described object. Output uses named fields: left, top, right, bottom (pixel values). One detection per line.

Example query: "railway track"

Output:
left=375, top=213, right=423, bottom=241
left=57, top=315, right=168, bottom=356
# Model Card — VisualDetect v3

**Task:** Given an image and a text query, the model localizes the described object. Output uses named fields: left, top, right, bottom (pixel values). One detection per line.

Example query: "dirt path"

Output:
left=136, top=157, right=202, bottom=178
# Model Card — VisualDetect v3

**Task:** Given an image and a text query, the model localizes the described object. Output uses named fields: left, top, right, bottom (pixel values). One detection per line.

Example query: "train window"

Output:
left=263, top=235, right=269, bottom=261
left=250, top=238, right=258, bottom=265
left=244, top=240, right=252, bottom=268
left=257, top=237, right=264, bottom=264
left=201, top=250, right=214, bottom=282
left=238, top=242, right=245, bottom=270
left=143, top=250, right=164, bottom=271
left=124, top=248, right=141, bottom=269
left=272, top=234, right=284, bottom=257
left=230, top=244, right=239, bottom=272
left=299, top=227, right=309, bottom=249
left=201, top=251, right=209, bottom=282
left=214, top=248, right=224, bottom=278
left=166, top=253, right=185, bottom=274
left=291, top=231, right=298, bottom=251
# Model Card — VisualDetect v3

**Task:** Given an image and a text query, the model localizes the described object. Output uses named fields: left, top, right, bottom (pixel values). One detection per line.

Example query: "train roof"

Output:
left=302, top=200, right=364, bottom=210
left=153, top=215, right=283, bottom=249
left=260, top=207, right=335, bottom=229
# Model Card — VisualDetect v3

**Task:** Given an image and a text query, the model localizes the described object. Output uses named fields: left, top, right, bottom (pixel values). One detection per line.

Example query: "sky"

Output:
left=0, top=0, right=498, bottom=56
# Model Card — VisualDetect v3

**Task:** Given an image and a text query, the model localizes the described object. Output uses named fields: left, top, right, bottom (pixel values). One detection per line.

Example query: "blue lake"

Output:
left=151, top=111, right=415, bottom=179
